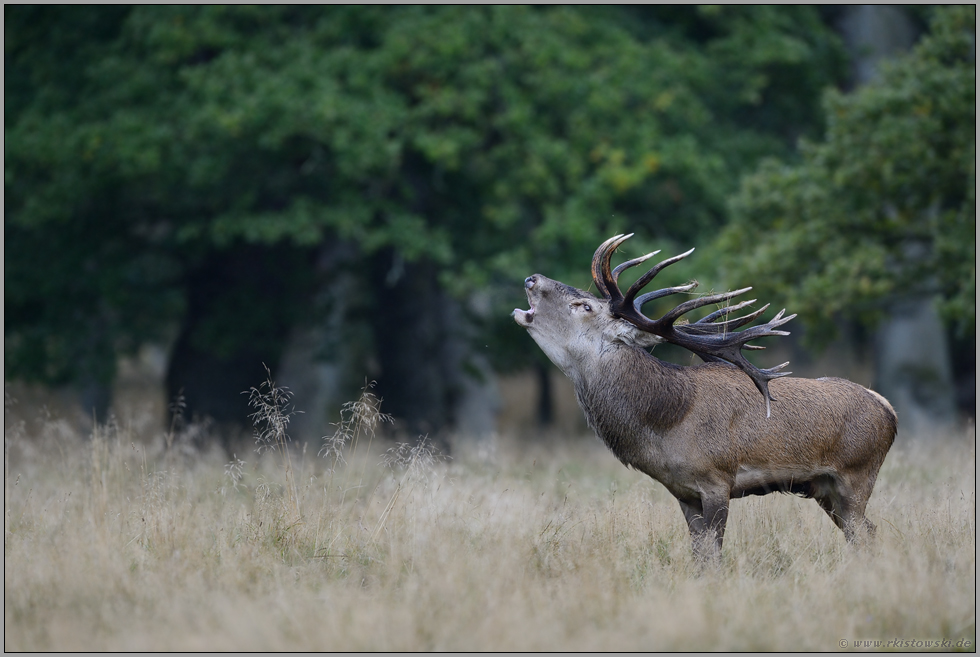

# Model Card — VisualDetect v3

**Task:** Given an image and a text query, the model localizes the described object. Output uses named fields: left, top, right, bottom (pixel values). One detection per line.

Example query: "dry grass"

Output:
left=4, top=389, right=976, bottom=652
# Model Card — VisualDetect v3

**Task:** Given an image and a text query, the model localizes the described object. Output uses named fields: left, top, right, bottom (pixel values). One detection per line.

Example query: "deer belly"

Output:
left=732, top=465, right=836, bottom=498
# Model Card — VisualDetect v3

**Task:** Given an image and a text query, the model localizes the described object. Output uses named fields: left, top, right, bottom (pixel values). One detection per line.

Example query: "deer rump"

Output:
left=514, top=234, right=897, bottom=559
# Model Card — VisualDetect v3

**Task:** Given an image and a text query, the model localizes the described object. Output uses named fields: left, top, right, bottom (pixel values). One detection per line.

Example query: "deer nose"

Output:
left=525, top=276, right=537, bottom=290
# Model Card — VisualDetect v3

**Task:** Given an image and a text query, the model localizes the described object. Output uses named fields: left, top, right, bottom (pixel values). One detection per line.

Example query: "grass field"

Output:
left=4, top=387, right=976, bottom=651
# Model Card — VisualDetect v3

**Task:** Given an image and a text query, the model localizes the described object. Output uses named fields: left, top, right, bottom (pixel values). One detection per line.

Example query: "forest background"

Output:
left=5, top=5, right=975, bottom=446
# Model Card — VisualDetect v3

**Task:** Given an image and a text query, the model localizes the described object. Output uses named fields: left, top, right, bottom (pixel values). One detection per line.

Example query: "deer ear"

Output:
left=607, top=319, right=665, bottom=347
left=631, top=332, right=666, bottom=348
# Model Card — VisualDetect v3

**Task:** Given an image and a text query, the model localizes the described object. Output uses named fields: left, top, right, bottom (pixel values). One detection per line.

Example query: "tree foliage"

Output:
left=718, top=6, right=975, bottom=346
left=5, top=6, right=846, bottom=422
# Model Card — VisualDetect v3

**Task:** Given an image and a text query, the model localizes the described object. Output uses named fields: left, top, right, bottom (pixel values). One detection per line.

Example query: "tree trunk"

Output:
left=368, top=250, right=456, bottom=444
left=874, top=298, right=957, bottom=436
left=536, top=361, right=553, bottom=427
left=165, top=245, right=309, bottom=441
left=837, top=5, right=920, bottom=87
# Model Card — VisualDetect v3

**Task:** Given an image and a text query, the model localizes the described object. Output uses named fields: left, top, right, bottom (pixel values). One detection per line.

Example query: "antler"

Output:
left=591, top=234, right=796, bottom=417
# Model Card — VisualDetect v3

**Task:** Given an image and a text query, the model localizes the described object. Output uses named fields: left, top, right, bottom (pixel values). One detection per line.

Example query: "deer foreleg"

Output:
left=678, top=494, right=729, bottom=561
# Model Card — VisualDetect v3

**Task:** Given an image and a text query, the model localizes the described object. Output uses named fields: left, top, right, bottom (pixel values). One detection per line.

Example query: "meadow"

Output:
left=4, top=385, right=976, bottom=652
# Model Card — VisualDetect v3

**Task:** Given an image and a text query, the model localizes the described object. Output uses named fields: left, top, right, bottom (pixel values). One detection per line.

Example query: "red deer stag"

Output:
left=513, top=234, right=897, bottom=559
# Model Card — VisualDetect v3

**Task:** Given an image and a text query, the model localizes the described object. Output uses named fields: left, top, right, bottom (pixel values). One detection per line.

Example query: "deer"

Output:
left=513, top=234, right=897, bottom=560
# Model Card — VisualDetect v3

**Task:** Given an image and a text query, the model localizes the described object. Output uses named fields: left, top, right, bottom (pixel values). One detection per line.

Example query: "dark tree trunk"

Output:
left=368, top=250, right=458, bottom=444
left=165, top=332, right=274, bottom=429
left=536, top=361, right=553, bottom=427
left=874, top=298, right=957, bottom=436
left=78, top=377, right=111, bottom=426
left=836, top=5, right=921, bottom=88
left=165, top=244, right=312, bottom=439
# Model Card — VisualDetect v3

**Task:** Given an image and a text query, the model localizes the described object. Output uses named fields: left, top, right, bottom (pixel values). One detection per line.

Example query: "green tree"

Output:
left=718, top=6, right=975, bottom=346
left=5, top=6, right=846, bottom=431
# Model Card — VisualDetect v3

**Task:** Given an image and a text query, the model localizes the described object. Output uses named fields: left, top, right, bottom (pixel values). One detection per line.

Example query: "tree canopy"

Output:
left=718, top=6, right=975, bottom=346
left=6, top=6, right=852, bottom=427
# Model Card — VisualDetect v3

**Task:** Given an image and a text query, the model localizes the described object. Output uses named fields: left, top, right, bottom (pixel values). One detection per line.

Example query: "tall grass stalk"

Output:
left=319, top=380, right=392, bottom=507
left=246, top=367, right=301, bottom=521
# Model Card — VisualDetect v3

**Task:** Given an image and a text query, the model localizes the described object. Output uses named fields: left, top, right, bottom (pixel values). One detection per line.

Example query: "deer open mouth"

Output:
left=512, top=306, right=534, bottom=327
left=513, top=285, right=536, bottom=327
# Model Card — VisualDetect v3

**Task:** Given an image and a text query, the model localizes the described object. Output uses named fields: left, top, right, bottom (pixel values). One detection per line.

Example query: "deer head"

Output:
left=515, top=233, right=795, bottom=415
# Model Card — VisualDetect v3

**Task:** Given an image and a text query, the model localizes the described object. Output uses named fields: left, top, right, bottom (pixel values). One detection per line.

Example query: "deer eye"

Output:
left=571, top=301, right=592, bottom=313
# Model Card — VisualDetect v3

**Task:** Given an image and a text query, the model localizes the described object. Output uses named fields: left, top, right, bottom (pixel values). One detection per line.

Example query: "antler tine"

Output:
left=591, top=233, right=632, bottom=301
left=634, top=282, right=699, bottom=308
left=684, top=308, right=794, bottom=349
left=697, top=299, right=763, bottom=325
left=612, top=250, right=661, bottom=280
left=683, top=301, right=769, bottom=335
left=657, top=287, right=753, bottom=326
left=623, top=248, right=696, bottom=305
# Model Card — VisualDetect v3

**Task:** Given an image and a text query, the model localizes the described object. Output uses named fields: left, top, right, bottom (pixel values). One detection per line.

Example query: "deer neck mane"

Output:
left=573, top=343, right=694, bottom=456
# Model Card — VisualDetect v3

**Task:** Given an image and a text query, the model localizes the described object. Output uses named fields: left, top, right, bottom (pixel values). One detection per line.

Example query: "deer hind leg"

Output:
left=813, top=475, right=876, bottom=544
left=842, top=473, right=878, bottom=543
left=678, top=492, right=730, bottom=561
